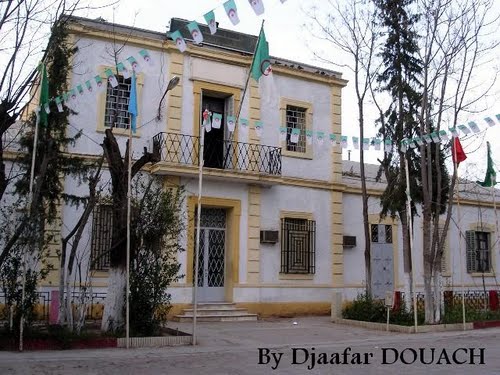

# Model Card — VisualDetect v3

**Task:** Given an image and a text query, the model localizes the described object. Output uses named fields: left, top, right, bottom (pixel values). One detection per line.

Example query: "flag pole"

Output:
left=193, top=109, right=206, bottom=346
left=20, top=63, right=46, bottom=351
left=125, top=111, right=132, bottom=349
left=404, top=154, right=418, bottom=333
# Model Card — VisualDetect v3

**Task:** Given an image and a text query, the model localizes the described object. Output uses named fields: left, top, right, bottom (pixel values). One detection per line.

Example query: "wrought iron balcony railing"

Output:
left=152, top=132, right=282, bottom=176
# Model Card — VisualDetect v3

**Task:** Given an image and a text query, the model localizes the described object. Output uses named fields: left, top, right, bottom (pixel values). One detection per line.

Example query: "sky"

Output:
left=79, top=0, right=500, bottom=182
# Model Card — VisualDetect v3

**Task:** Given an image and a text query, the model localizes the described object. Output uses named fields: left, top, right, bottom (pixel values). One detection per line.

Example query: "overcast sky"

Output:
left=78, top=0, right=499, bottom=181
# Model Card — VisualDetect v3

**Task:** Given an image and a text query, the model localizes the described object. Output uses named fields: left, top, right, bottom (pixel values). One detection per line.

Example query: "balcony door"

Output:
left=202, top=95, right=225, bottom=169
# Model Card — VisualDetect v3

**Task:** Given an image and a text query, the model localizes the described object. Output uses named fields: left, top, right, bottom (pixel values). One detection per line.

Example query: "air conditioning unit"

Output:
left=260, top=230, right=279, bottom=244
left=343, top=235, right=356, bottom=248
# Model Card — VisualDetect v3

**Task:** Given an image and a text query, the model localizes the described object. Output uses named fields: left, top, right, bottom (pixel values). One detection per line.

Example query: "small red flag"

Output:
left=452, top=137, right=467, bottom=165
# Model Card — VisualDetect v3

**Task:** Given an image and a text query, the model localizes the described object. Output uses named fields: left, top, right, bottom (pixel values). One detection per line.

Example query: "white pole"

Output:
left=455, top=172, right=466, bottom=330
left=492, top=187, right=499, bottom=255
left=126, top=118, right=132, bottom=349
left=192, top=113, right=205, bottom=346
left=404, top=155, right=418, bottom=333
left=19, top=108, right=41, bottom=351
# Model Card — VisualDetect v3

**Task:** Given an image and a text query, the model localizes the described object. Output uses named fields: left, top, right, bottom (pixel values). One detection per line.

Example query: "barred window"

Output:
left=104, top=75, right=131, bottom=129
left=281, top=218, right=316, bottom=274
left=466, top=230, right=491, bottom=273
left=90, top=204, right=113, bottom=270
left=286, top=105, right=307, bottom=153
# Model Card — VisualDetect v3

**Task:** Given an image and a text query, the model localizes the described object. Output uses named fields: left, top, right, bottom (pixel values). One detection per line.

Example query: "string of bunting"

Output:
left=39, top=49, right=154, bottom=114
left=200, top=109, right=500, bottom=152
left=169, top=0, right=287, bottom=53
left=400, top=115, right=500, bottom=152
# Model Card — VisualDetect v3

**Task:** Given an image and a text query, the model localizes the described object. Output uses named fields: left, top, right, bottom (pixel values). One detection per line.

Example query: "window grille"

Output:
left=466, top=230, right=491, bottom=273
left=280, top=218, right=316, bottom=274
left=90, top=204, right=113, bottom=270
left=104, top=75, right=132, bottom=129
left=286, top=105, right=307, bottom=153
left=371, top=224, right=379, bottom=243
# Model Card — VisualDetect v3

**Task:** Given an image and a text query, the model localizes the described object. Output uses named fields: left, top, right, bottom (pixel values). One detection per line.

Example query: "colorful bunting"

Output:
left=290, top=128, right=300, bottom=144
left=352, top=137, right=359, bottom=150
left=139, top=49, right=153, bottom=66
left=187, top=21, right=203, bottom=44
left=227, top=115, right=236, bottom=132
left=104, top=68, right=118, bottom=88
left=212, top=112, right=222, bottom=129
left=248, top=0, right=265, bottom=16
left=224, top=0, right=240, bottom=26
left=255, top=121, right=263, bottom=137
left=55, top=97, right=63, bottom=112
left=171, top=30, right=187, bottom=52
left=204, top=11, right=217, bottom=35
left=202, top=109, right=212, bottom=132
left=306, top=130, right=313, bottom=145
left=239, top=118, right=249, bottom=133
left=279, top=127, right=287, bottom=142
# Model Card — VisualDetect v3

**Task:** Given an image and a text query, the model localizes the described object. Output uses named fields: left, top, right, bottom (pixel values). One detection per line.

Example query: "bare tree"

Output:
left=305, top=0, right=380, bottom=296
left=416, top=0, right=499, bottom=323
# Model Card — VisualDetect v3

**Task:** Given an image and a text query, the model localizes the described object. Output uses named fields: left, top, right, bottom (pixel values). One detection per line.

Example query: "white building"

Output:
left=6, top=15, right=499, bottom=319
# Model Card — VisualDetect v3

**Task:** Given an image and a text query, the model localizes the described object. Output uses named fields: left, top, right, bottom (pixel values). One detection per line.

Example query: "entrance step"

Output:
left=173, top=303, right=258, bottom=322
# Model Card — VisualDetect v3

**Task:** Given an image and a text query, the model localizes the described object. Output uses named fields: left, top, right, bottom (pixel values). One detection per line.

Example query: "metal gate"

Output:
left=195, top=208, right=226, bottom=302
left=370, top=224, right=394, bottom=299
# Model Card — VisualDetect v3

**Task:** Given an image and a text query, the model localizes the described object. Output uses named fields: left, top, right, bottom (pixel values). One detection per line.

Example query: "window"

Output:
left=90, top=204, right=113, bottom=270
left=371, top=224, right=392, bottom=243
left=104, top=75, right=132, bottom=129
left=466, top=230, right=491, bottom=273
left=286, top=105, right=307, bottom=153
left=280, top=99, right=313, bottom=159
left=280, top=218, right=316, bottom=274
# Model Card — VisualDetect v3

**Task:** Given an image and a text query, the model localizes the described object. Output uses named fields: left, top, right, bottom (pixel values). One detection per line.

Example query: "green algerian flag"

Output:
left=477, top=141, right=497, bottom=187
left=38, top=62, right=49, bottom=127
left=250, top=26, right=271, bottom=82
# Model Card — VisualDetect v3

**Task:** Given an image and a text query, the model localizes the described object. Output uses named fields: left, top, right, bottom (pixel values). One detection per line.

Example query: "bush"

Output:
left=442, top=305, right=500, bottom=324
left=342, top=293, right=424, bottom=326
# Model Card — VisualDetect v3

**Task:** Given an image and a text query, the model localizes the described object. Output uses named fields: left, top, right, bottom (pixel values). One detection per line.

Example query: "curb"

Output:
left=332, top=318, right=474, bottom=333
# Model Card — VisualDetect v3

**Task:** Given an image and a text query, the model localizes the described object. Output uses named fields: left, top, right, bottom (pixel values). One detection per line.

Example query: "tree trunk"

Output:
left=432, top=268, right=442, bottom=323
left=101, top=265, right=126, bottom=332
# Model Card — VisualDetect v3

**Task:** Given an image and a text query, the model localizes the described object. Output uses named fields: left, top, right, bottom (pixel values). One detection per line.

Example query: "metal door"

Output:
left=195, top=208, right=226, bottom=302
left=370, top=224, right=394, bottom=299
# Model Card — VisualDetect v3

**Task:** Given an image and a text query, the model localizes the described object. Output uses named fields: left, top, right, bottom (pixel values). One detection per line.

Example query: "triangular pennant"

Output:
left=352, top=137, right=359, bottom=149
left=254, top=121, right=263, bottom=137
left=104, top=68, right=118, bottom=88
left=226, top=115, right=236, bottom=132
left=55, top=96, right=64, bottom=112
left=484, top=117, right=496, bottom=127
left=117, top=62, right=130, bottom=79
left=248, top=0, right=265, bottom=16
left=341, top=136, right=348, bottom=149
left=95, top=75, right=106, bottom=91
left=305, top=130, right=313, bottom=145
left=224, top=0, right=240, bottom=26
left=468, top=121, right=480, bottom=133
left=76, top=84, right=85, bottom=96
left=457, top=124, right=471, bottom=135
left=204, top=11, right=217, bottom=35
left=212, top=112, right=222, bottom=129
left=384, top=139, right=393, bottom=153
left=316, top=131, right=325, bottom=145
left=138, top=49, right=154, bottom=66
left=279, top=126, right=287, bottom=142
left=171, top=30, right=187, bottom=52
left=422, top=134, right=432, bottom=144
left=438, top=129, right=449, bottom=141
left=362, top=138, right=370, bottom=150
left=400, top=139, right=409, bottom=153
left=430, top=132, right=440, bottom=143
left=239, top=118, right=249, bottom=133
left=69, top=89, right=77, bottom=101
left=448, top=127, right=459, bottom=138
left=290, top=128, right=300, bottom=144
left=414, top=137, right=423, bottom=146
left=187, top=21, right=203, bottom=44
left=329, top=133, right=337, bottom=147
left=127, top=56, right=141, bottom=72
left=85, top=80, right=93, bottom=93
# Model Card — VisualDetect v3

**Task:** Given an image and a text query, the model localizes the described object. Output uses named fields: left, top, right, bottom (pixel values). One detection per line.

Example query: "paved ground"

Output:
left=1, top=316, right=499, bottom=374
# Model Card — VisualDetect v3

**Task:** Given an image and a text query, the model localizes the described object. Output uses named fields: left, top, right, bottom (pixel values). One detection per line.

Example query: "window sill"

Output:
left=279, top=273, right=314, bottom=280
left=96, top=127, right=141, bottom=138
left=469, top=272, right=495, bottom=277
left=91, top=270, right=109, bottom=278
left=281, top=150, right=313, bottom=160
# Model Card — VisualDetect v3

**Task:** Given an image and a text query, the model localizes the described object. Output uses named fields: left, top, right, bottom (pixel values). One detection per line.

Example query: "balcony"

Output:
left=150, top=132, right=282, bottom=181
